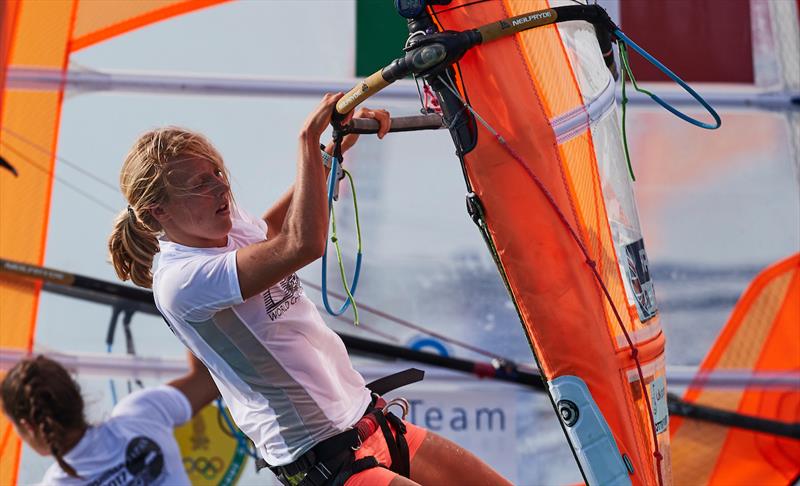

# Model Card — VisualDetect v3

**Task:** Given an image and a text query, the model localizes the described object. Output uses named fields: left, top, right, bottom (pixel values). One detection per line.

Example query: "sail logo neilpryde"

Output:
left=511, top=11, right=552, bottom=27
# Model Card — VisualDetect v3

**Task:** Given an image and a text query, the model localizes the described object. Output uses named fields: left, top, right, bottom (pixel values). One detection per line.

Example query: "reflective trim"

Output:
left=615, top=322, right=662, bottom=348
left=551, top=77, right=616, bottom=144
left=626, top=355, right=667, bottom=383
left=189, top=308, right=331, bottom=453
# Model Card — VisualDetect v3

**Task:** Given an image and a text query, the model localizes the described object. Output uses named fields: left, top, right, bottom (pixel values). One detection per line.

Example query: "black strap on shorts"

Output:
left=268, top=368, right=424, bottom=486
left=365, top=368, right=424, bottom=396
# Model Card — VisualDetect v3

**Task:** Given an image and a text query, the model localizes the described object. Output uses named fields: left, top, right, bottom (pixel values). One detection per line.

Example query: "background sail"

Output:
left=670, top=254, right=800, bottom=485
left=0, top=2, right=227, bottom=483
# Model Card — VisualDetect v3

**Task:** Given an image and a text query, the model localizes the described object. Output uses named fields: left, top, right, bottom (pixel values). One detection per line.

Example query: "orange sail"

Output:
left=428, top=1, right=669, bottom=484
left=670, top=254, right=800, bottom=485
left=0, top=2, right=227, bottom=483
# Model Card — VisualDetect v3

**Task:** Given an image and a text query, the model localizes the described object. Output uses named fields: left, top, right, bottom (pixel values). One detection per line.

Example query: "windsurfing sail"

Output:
left=0, top=2, right=228, bottom=483
left=417, top=2, right=673, bottom=485
left=326, top=0, right=729, bottom=483
left=670, top=253, right=800, bottom=486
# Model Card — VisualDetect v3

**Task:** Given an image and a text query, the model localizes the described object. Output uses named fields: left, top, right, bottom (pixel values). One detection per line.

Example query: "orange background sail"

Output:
left=0, top=2, right=227, bottom=483
left=670, top=254, right=800, bottom=485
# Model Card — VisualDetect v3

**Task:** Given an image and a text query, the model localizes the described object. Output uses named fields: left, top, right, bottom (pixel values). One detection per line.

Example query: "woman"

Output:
left=108, top=93, right=511, bottom=486
left=1, top=352, right=219, bottom=485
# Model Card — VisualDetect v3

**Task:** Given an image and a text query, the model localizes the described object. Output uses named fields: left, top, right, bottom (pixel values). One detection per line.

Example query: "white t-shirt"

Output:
left=152, top=205, right=371, bottom=466
left=40, top=385, right=192, bottom=485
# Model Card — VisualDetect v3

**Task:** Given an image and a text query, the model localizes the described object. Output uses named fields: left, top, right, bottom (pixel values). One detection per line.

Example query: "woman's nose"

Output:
left=216, top=181, right=230, bottom=198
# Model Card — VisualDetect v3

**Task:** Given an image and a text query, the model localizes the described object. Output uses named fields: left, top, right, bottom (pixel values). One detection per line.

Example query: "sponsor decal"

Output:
left=263, top=274, right=303, bottom=321
left=650, top=376, right=669, bottom=434
left=624, top=238, right=657, bottom=321
left=511, top=11, right=552, bottom=27
left=88, top=436, right=165, bottom=486
left=341, top=84, right=369, bottom=109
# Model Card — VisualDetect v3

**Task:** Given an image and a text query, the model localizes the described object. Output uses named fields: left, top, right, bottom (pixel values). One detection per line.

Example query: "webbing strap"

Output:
left=384, top=412, right=410, bottom=477
left=365, top=368, right=424, bottom=395
left=374, top=411, right=405, bottom=478
left=269, top=369, right=422, bottom=485
left=297, top=449, right=353, bottom=486
left=330, top=457, right=383, bottom=486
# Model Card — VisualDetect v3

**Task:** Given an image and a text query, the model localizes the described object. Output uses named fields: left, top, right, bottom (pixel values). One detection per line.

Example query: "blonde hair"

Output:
left=108, top=127, right=227, bottom=288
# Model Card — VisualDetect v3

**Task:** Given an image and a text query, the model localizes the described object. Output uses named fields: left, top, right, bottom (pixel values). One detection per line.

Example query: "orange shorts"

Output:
left=344, top=419, right=427, bottom=486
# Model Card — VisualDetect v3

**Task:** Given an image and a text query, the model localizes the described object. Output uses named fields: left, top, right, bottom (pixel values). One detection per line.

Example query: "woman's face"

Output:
left=156, top=158, right=232, bottom=248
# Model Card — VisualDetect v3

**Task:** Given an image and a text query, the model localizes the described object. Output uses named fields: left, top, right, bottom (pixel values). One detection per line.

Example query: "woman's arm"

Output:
left=167, top=352, right=219, bottom=416
left=263, top=185, right=295, bottom=239
left=260, top=108, right=390, bottom=239
left=235, top=94, right=340, bottom=299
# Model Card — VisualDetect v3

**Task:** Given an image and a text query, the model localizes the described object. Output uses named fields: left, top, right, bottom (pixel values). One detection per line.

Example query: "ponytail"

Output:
left=2, top=356, right=86, bottom=478
left=108, top=206, right=160, bottom=288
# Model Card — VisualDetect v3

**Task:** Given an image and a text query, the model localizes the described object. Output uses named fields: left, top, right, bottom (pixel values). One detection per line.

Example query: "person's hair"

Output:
left=1, top=356, right=87, bottom=478
left=108, top=127, right=228, bottom=288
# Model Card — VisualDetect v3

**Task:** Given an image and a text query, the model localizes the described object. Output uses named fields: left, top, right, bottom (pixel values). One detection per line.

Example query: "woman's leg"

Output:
left=409, top=431, right=512, bottom=486
left=388, top=475, right=422, bottom=486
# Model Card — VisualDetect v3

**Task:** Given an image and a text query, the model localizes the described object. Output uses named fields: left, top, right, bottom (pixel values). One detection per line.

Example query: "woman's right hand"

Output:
left=301, top=92, right=344, bottom=140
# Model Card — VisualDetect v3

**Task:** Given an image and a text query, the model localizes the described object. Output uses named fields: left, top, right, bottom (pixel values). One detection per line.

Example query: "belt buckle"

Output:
left=381, top=397, right=410, bottom=420
left=351, top=435, right=362, bottom=451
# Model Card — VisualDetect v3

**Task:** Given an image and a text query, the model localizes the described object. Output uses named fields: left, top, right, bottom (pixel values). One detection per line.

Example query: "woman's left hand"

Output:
left=325, top=107, right=391, bottom=155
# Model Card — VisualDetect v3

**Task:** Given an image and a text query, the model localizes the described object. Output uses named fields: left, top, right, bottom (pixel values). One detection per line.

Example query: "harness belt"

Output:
left=266, top=368, right=424, bottom=486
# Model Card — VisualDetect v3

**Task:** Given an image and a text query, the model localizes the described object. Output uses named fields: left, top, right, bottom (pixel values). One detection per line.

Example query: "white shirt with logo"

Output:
left=40, top=385, right=192, bottom=485
left=152, top=205, right=371, bottom=466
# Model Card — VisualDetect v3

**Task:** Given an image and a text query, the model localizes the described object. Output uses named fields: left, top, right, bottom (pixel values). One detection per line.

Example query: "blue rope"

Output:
left=216, top=398, right=259, bottom=459
left=614, top=29, right=721, bottom=130
left=320, top=154, right=362, bottom=317
left=107, top=343, right=118, bottom=406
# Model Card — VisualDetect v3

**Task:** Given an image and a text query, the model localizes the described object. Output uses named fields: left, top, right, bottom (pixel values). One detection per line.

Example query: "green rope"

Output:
left=618, top=40, right=645, bottom=182
left=329, top=169, right=362, bottom=325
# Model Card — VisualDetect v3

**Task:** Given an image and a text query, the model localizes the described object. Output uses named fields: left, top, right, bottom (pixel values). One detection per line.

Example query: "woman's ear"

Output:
left=148, top=205, right=168, bottom=224
left=15, top=418, right=52, bottom=456
left=18, top=418, right=36, bottom=437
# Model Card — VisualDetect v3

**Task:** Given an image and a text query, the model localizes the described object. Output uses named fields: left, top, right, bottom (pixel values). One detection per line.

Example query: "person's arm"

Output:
left=235, top=93, right=340, bottom=300
left=263, top=185, right=296, bottom=239
left=261, top=108, right=391, bottom=239
left=167, top=352, right=219, bottom=416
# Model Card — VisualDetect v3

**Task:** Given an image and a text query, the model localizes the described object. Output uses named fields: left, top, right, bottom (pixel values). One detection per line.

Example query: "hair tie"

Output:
left=127, top=205, right=136, bottom=221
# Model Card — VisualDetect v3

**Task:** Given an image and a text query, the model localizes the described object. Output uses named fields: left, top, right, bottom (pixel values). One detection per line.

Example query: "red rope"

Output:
left=423, top=85, right=443, bottom=114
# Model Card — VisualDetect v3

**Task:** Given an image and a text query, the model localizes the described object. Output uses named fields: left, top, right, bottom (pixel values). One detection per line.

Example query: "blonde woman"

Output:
left=108, top=93, right=511, bottom=486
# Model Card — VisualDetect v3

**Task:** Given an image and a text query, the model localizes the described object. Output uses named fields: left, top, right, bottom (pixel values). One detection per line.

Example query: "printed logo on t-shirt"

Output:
left=88, top=436, right=165, bottom=486
left=262, top=273, right=303, bottom=321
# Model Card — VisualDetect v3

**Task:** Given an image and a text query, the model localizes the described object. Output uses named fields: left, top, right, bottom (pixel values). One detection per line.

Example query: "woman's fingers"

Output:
left=304, top=92, right=344, bottom=138
left=373, top=109, right=391, bottom=139
left=351, top=108, right=392, bottom=138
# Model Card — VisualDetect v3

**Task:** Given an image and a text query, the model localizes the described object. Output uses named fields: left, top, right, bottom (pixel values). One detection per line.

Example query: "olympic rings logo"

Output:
left=183, top=456, right=224, bottom=479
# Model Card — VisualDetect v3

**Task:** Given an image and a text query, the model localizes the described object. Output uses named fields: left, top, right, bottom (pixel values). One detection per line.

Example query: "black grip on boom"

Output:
left=346, top=114, right=444, bottom=135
